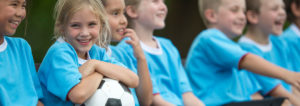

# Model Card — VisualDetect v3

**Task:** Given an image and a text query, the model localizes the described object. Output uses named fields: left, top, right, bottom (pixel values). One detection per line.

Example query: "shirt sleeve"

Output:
left=23, top=40, right=44, bottom=99
left=41, top=45, right=82, bottom=101
left=177, top=58, right=192, bottom=94
left=203, top=34, right=247, bottom=69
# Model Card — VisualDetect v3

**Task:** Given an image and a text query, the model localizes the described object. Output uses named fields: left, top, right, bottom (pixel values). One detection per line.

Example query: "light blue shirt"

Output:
left=115, top=36, right=192, bottom=106
left=38, top=41, right=125, bottom=106
left=282, top=24, right=300, bottom=72
left=0, top=36, right=43, bottom=106
left=238, top=36, right=288, bottom=94
left=185, top=28, right=261, bottom=106
left=109, top=45, right=141, bottom=106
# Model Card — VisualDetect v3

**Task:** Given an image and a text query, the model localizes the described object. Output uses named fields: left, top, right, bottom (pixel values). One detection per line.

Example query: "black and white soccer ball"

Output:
left=75, top=78, right=135, bottom=106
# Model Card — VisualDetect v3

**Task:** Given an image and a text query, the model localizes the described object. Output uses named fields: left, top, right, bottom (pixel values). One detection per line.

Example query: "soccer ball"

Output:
left=75, top=78, right=135, bottom=106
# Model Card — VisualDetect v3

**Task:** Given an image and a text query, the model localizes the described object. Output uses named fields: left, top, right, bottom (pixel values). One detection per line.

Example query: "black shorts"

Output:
left=223, top=97, right=286, bottom=106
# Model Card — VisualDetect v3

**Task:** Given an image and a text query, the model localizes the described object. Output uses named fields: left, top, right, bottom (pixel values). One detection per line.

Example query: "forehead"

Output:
left=221, top=0, right=245, bottom=7
left=260, top=0, right=283, bottom=7
left=105, top=0, right=125, bottom=8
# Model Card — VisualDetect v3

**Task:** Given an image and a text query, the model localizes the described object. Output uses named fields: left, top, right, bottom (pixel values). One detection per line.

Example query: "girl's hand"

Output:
left=123, top=29, right=145, bottom=60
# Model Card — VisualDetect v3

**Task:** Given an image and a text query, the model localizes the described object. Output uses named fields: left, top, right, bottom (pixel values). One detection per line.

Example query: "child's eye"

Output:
left=71, top=24, right=80, bottom=28
left=112, top=11, right=119, bottom=16
left=89, top=23, right=97, bottom=27
left=22, top=4, right=26, bottom=9
left=10, top=3, right=18, bottom=7
left=230, top=7, right=239, bottom=13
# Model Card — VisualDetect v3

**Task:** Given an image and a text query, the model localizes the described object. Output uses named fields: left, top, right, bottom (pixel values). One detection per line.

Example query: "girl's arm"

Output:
left=269, top=85, right=300, bottom=106
left=240, top=53, right=300, bottom=91
left=182, top=92, right=205, bottom=106
left=68, top=72, right=103, bottom=104
left=91, top=59, right=139, bottom=88
left=124, top=29, right=153, bottom=105
left=67, top=61, right=103, bottom=104
left=152, top=94, right=174, bottom=106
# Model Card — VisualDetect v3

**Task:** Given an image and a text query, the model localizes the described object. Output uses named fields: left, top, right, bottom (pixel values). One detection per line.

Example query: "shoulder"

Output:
left=154, top=36, right=174, bottom=46
left=5, top=36, right=30, bottom=47
left=46, top=42, right=77, bottom=58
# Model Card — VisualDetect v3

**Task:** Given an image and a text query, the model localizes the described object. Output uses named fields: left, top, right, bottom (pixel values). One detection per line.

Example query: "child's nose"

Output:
left=80, top=27, right=90, bottom=36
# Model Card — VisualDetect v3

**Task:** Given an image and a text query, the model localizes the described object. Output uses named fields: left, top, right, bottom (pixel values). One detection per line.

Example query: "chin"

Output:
left=272, top=31, right=282, bottom=36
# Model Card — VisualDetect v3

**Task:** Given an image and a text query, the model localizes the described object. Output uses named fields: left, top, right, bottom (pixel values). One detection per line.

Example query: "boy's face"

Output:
left=65, top=7, right=100, bottom=58
left=257, top=0, right=286, bottom=36
left=0, top=0, right=26, bottom=36
left=135, top=0, right=168, bottom=30
left=105, top=0, right=128, bottom=41
left=214, top=0, right=246, bottom=38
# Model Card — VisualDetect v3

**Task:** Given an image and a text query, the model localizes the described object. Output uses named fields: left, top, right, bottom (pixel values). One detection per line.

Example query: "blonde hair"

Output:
left=124, top=0, right=141, bottom=28
left=198, top=0, right=222, bottom=27
left=53, top=0, right=111, bottom=49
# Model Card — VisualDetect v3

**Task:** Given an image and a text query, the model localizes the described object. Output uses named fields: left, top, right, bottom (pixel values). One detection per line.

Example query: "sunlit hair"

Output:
left=284, top=0, right=300, bottom=22
left=124, top=0, right=141, bottom=28
left=53, top=0, right=111, bottom=49
left=198, top=0, right=222, bottom=27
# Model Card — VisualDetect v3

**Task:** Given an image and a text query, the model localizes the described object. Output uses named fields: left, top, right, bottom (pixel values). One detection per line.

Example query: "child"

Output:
left=283, top=0, right=300, bottom=99
left=238, top=0, right=300, bottom=105
left=101, top=0, right=153, bottom=105
left=37, top=0, right=138, bottom=105
left=283, top=0, right=300, bottom=72
left=185, top=0, right=300, bottom=105
left=0, top=0, right=44, bottom=105
left=114, top=0, right=205, bottom=105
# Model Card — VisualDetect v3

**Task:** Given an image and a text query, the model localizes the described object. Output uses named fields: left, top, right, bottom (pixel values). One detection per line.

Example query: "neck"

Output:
left=77, top=52, right=87, bottom=60
left=134, top=23, right=158, bottom=48
left=245, top=26, right=270, bottom=45
left=0, top=35, right=4, bottom=45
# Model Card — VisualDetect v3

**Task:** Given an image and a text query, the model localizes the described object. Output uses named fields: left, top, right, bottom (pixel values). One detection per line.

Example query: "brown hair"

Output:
left=284, top=0, right=300, bottom=22
left=53, top=0, right=111, bottom=49
left=124, top=0, right=141, bottom=28
left=198, top=0, right=222, bottom=27
left=246, top=0, right=261, bottom=14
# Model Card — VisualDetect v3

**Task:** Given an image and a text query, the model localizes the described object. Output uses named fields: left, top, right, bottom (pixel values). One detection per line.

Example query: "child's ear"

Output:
left=246, top=10, right=258, bottom=24
left=126, top=6, right=138, bottom=18
left=204, top=9, right=217, bottom=24
left=291, top=2, right=300, bottom=18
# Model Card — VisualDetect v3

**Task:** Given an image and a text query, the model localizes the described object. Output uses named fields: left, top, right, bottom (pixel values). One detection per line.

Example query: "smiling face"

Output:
left=135, top=0, right=168, bottom=30
left=257, top=0, right=286, bottom=36
left=0, top=0, right=26, bottom=36
left=105, top=0, right=127, bottom=41
left=214, top=0, right=246, bottom=38
left=65, top=7, right=101, bottom=59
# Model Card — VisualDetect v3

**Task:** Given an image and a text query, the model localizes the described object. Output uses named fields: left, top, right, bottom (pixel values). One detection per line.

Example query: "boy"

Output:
left=185, top=0, right=300, bottom=105
left=238, top=0, right=300, bottom=105
left=283, top=0, right=300, bottom=99
left=113, top=0, right=205, bottom=105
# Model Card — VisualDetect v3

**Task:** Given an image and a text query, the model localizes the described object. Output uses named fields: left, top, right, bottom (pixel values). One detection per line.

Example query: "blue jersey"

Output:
left=109, top=45, right=141, bottom=106
left=185, top=28, right=261, bottom=105
left=282, top=24, right=300, bottom=72
left=115, top=36, right=192, bottom=105
left=238, top=36, right=289, bottom=94
left=38, top=41, right=125, bottom=106
left=0, top=36, right=43, bottom=106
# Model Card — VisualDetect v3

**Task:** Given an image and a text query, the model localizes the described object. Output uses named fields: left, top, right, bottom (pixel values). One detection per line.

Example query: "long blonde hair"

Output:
left=53, top=0, right=111, bottom=49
